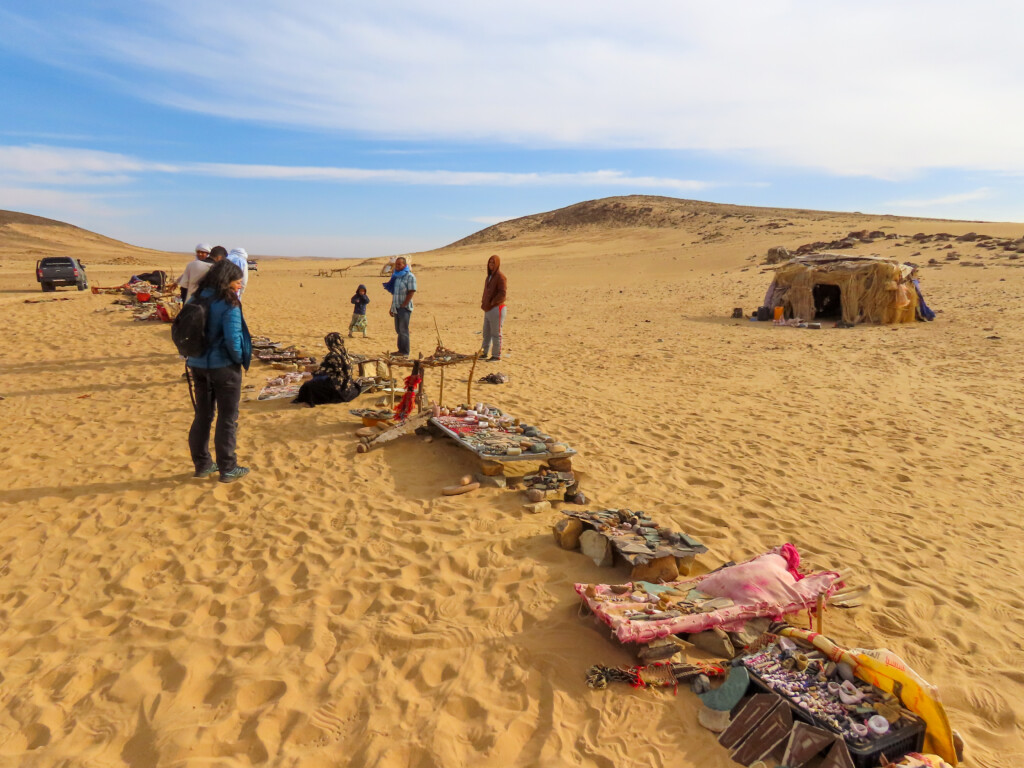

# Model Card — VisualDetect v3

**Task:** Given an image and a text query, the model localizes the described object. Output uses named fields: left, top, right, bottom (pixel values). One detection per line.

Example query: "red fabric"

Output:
left=394, top=374, right=422, bottom=421
left=776, top=542, right=804, bottom=580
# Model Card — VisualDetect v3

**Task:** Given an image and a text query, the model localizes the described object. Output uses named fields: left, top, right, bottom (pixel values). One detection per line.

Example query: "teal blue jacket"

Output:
left=186, top=288, right=252, bottom=370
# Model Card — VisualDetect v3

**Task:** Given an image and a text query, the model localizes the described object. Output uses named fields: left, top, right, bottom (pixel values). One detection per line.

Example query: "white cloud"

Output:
left=887, top=188, right=994, bottom=208
left=5, top=1, right=1024, bottom=177
left=0, top=144, right=711, bottom=190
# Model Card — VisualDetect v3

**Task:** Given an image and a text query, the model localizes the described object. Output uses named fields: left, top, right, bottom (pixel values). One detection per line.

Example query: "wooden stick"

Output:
left=466, top=352, right=479, bottom=407
left=815, top=594, right=825, bottom=634
left=388, top=360, right=395, bottom=409
left=439, top=364, right=445, bottom=408
left=416, top=354, right=423, bottom=414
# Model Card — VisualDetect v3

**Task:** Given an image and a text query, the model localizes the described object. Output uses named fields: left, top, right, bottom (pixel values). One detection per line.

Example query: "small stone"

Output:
left=355, top=427, right=376, bottom=438
left=355, top=444, right=368, bottom=454
left=571, top=492, right=586, bottom=505
left=553, top=517, right=584, bottom=549
left=688, top=627, right=735, bottom=658
left=522, top=501, right=551, bottom=514
left=579, top=530, right=614, bottom=567
left=547, top=458, right=573, bottom=472
left=525, top=488, right=545, bottom=503
left=459, top=474, right=473, bottom=486
left=549, top=443, right=568, bottom=453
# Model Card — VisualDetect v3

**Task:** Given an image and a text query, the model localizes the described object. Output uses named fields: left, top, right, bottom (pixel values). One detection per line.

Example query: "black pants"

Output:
left=188, top=364, right=242, bottom=473
left=180, top=288, right=188, bottom=302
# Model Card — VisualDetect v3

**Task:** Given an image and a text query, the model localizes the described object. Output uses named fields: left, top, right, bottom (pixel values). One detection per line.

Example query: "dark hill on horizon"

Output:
left=0, top=208, right=172, bottom=264
left=445, top=194, right=990, bottom=249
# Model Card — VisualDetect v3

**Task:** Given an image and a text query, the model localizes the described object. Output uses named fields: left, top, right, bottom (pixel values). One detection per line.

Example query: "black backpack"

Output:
left=171, top=296, right=212, bottom=357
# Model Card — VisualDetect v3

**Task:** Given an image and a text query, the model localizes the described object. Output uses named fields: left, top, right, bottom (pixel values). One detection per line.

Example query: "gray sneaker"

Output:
left=219, top=466, right=250, bottom=484
left=193, top=463, right=218, bottom=479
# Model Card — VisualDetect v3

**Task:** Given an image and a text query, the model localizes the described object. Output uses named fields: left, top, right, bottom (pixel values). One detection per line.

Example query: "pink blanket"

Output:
left=575, top=545, right=842, bottom=645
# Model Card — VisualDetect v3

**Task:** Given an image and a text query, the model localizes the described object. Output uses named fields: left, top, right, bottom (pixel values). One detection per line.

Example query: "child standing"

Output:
left=349, top=284, right=370, bottom=337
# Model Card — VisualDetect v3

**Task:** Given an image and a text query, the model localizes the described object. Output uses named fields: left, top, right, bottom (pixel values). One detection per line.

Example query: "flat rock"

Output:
left=728, top=617, right=773, bottom=650
left=697, top=705, right=732, bottom=733
left=474, top=473, right=507, bottom=489
left=688, top=627, right=735, bottom=658
left=638, top=637, right=686, bottom=663
left=547, top=457, right=573, bottom=472
left=522, top=501, right=551, bottom=514
left=676, top=554, right=697, bottom=577
left=553, top=517, right=584, bottom=549
left=630, top=555, right=679, bottom=583
left=579, top=530, right=614, bottom=567
left=479, top=461, right=505, bottom=477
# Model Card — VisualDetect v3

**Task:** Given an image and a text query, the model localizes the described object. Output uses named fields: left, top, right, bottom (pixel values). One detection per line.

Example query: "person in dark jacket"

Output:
left=480, top=254, right=507, bottom=361
left=186, top=260, right=253, bottom=483
left=349, top=284, right=370, bottom=338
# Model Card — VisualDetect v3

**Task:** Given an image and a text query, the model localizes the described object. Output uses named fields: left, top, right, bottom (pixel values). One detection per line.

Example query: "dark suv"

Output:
left=36, top=256, right=88, bottom=292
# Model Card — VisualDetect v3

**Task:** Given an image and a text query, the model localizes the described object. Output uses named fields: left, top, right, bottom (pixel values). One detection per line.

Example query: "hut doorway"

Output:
left=812, top=284, right=842, bottom=319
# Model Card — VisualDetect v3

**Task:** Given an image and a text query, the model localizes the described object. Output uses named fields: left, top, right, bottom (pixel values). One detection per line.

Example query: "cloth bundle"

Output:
left=293, top=332, right=361, bottom=407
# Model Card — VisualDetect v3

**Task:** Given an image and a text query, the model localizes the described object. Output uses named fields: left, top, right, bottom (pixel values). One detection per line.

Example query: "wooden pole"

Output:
left=388, top=360, right=395, bottom=409
left=815, top=594, right=825, bottom=634
left=466, top=352, right=479, bottom=407
left=416, top=355, right=423, bottom=414
left=439, top=363, right=445, bottom=408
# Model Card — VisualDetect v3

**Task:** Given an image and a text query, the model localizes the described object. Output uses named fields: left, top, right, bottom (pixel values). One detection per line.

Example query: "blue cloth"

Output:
left=186, top=288, right=252, bottom=370
left=383, top=268, right=416, bottom=312
left=913, top=279, right=935, bottom=321
left=351, top=286, right=370, bottom=315
left=382, top=265, right=408, bottom=293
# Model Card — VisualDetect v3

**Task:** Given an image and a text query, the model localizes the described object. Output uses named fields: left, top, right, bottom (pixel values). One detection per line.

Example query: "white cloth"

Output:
left=178, top=258, right=213, bottom=293
left=227, top=248, right=249, bottom=296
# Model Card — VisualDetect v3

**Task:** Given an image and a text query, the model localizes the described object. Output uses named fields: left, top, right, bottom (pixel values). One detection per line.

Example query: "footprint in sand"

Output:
left=685, top=476, right=725, bottom=489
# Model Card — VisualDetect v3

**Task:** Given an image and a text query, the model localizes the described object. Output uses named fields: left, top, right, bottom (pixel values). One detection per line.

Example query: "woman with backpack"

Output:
left=185, top=259, right=252, bottom=483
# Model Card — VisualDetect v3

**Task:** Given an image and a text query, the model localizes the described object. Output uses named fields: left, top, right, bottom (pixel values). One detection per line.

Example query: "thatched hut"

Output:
left=763, top=254, right=934, bottom=324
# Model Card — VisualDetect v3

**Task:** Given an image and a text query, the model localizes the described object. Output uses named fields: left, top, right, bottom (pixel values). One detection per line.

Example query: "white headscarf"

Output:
left=226, top=248, right=250, bottom=296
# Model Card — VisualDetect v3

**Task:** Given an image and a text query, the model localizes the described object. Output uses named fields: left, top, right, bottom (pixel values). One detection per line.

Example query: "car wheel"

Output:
left=78, top=281, right=87, bottom=291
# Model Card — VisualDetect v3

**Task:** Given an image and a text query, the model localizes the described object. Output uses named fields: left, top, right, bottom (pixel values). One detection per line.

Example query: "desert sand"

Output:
left=0, top=198, right=1021, bottom=767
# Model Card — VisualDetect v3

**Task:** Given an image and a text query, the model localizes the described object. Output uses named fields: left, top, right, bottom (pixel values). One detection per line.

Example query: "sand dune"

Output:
left=0, top=198, right=1022, bottom=767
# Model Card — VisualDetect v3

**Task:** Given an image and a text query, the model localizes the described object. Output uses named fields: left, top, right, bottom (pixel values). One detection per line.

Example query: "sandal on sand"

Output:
left=219, top=466, right=250, bottom=484
left=193, top=463, right=218, bottom=479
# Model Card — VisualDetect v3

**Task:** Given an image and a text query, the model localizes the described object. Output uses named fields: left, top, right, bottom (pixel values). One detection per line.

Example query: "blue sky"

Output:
left=1, top=1, right=1023, bottom=258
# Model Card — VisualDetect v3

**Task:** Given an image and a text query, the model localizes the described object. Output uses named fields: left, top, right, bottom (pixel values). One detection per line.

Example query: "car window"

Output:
left=40, top=257, right=75, bottom=267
